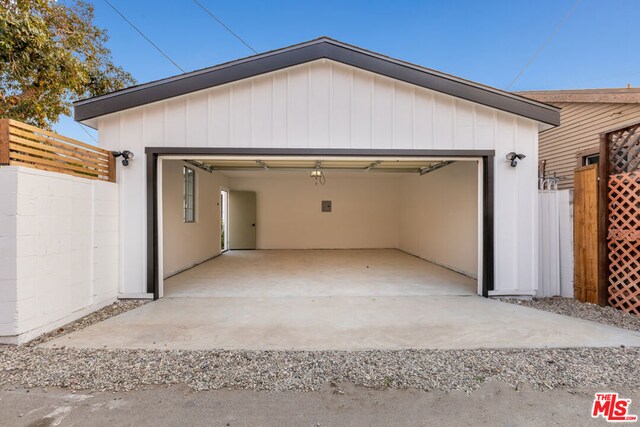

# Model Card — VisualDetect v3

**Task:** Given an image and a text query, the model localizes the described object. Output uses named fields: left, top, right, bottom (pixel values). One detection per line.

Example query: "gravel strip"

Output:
left=0, top=346, right=638, bottom=393
left=26, top=300, right=149, bottom=347
left=1, top=297, right=638, bottom=394
left=500, top=297, right=640, bottom=333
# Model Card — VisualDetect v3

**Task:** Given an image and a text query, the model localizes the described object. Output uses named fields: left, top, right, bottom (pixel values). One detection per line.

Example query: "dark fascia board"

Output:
left=144, top=147, right=495, bottom=157
left=75, top=37, right=560, bottom=126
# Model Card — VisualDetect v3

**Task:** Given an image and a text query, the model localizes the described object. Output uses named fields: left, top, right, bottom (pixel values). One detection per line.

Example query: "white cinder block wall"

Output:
left=0, top=168, right=18, bottom=337
left=162, top=161, right=229, bottom=277
left=96, top=59, right=541, bottom=296
left=228, top=172, right=401, bottom=249
left=0, top=166, right=119, bottom=343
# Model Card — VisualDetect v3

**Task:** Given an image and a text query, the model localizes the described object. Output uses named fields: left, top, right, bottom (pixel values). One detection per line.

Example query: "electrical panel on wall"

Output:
left=322, top=200, right=332, bottom=212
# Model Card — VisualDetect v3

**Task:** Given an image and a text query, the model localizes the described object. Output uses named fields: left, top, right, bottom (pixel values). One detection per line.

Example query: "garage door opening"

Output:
left=156, top=155, right=486, bottom=299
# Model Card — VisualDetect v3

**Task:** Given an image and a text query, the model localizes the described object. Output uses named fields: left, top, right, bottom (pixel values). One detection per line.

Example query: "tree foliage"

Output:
left=0, top=0, right=136, bottom=128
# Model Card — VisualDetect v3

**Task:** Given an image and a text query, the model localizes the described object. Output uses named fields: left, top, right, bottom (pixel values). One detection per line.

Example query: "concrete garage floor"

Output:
left=45, top=250, right=640, bottom=350
left=165, top=249, right=478, bottom=297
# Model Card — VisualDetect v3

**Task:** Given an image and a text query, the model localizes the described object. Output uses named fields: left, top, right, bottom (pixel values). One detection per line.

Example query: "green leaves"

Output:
left=0, top=0, right=136, bottom=129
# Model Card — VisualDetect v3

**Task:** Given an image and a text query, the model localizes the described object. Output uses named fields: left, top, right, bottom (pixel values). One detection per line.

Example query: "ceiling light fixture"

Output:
left=256, top=160, right=268, bottom=170
left=311, top=161, right=326, bottom=185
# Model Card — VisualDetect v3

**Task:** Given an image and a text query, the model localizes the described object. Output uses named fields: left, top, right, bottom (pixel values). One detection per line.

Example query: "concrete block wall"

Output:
left=0, top=168, right=18, bottom=336
left=0, top=166, right=119, bottom=343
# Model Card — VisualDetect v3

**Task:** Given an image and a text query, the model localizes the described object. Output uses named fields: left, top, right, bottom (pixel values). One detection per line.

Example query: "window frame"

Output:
left=576, top=146, right=600, bottom=168
left=183, top=166, right=196, bottom=223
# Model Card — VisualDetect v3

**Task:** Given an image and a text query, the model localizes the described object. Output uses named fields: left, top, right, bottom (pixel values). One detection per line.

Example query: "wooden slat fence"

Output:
left=0, top=119, right=115, bottom=182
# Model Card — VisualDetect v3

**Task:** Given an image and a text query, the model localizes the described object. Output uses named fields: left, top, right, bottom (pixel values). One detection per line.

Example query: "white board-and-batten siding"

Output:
left=96, top=58, right=540, bottom=297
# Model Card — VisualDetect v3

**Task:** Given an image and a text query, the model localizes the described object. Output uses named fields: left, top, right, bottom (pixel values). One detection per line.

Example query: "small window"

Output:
left=183, top=167, right=195, bottom=223
left=583, top=153, right=600, bottom=166
left=577, top=146, right=600, bottom=168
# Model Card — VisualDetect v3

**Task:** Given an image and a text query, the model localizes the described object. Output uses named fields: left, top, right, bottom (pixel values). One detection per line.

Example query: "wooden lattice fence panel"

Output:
left=604, top=119, right=640, bottom=314
left=607, top=172, right=640, bottom=314
left=608, top=123, right=640, bottom=175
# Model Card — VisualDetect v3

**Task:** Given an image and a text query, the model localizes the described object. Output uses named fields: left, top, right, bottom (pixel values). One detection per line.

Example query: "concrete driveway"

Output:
left=41, top=251, right=640, bottom=351
left=43, top=295, right=640, bottom=350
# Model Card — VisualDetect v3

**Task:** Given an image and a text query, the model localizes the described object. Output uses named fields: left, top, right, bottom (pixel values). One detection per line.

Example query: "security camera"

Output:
left=506, top=152, right=525, bottom=167
left=111, top=150, right=134, bottom=166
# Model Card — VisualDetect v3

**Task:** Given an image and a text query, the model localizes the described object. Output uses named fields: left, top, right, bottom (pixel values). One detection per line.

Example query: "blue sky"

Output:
left=56, top=0, right=640, bottom=142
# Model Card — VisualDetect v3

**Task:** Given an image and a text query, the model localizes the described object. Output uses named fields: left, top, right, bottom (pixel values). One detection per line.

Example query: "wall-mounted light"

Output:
left=112, top=150, right=134, bottom=166
left=506, top=152, right=525, bottom=168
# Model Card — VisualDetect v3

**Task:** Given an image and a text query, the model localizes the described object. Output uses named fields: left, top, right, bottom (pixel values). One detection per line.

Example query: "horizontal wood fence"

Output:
left=0, top=119, right=115, bottom=182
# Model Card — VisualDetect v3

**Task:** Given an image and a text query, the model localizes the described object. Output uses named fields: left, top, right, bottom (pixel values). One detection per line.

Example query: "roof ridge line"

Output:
left=74, top=38, right=560, bottom=126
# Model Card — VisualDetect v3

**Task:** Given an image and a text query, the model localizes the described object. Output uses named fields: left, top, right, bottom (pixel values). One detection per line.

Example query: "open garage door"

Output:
left=149, top=150, right=493, bottom=300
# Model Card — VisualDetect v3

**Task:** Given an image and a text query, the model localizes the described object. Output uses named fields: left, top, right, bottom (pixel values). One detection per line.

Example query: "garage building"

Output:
left=74, top=37, right=560, bottom=300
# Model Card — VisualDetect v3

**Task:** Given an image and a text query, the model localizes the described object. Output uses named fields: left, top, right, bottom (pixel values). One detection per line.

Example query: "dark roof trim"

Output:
left=75, top=37, right=560, bottom=126
left=144, top=146, right=495, bottom=157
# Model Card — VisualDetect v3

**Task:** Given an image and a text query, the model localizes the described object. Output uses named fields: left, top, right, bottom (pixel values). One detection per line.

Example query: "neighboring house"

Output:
left=517, top=88, right=640, bottom=189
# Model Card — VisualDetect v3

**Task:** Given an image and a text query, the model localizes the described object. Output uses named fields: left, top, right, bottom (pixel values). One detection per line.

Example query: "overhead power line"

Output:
left=191, top=0, right=258, bottom=54
left=506, top=0, right=582, bottom=90
left=103, top=0, right=186, bottom=73
left=77, top=122, right=98, bottom=144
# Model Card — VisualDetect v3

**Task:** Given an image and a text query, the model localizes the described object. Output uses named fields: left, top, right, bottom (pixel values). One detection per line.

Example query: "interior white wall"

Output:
left=0, top=166, right=119, bottom=343
left=162, top=160, right=229, bottom=277
left=228, top=172, right=400, bottom=249
left=399, top=161, right=479, bottom=278
left=96, top=58, right=541, bottom=296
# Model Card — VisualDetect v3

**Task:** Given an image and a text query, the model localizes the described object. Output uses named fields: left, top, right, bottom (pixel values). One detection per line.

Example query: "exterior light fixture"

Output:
left=311, top=162, right=326, bottom=185
left=506, top=152, right=525, bottom=168
left=112, top=150, right=134, bottom=166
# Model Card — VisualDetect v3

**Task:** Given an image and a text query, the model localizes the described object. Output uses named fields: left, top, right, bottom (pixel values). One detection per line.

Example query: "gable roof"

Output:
left=74, top=37, right=560, bottom=126
left=517, top=88, right=640, bottom=104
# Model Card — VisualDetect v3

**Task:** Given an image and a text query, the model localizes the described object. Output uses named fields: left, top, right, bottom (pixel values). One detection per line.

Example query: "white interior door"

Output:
left=229, top=191, right=257, bottom=249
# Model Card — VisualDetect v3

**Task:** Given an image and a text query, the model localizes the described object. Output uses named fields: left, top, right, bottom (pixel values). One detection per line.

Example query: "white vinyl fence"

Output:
left=538, top=182, right=573, bottom=298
